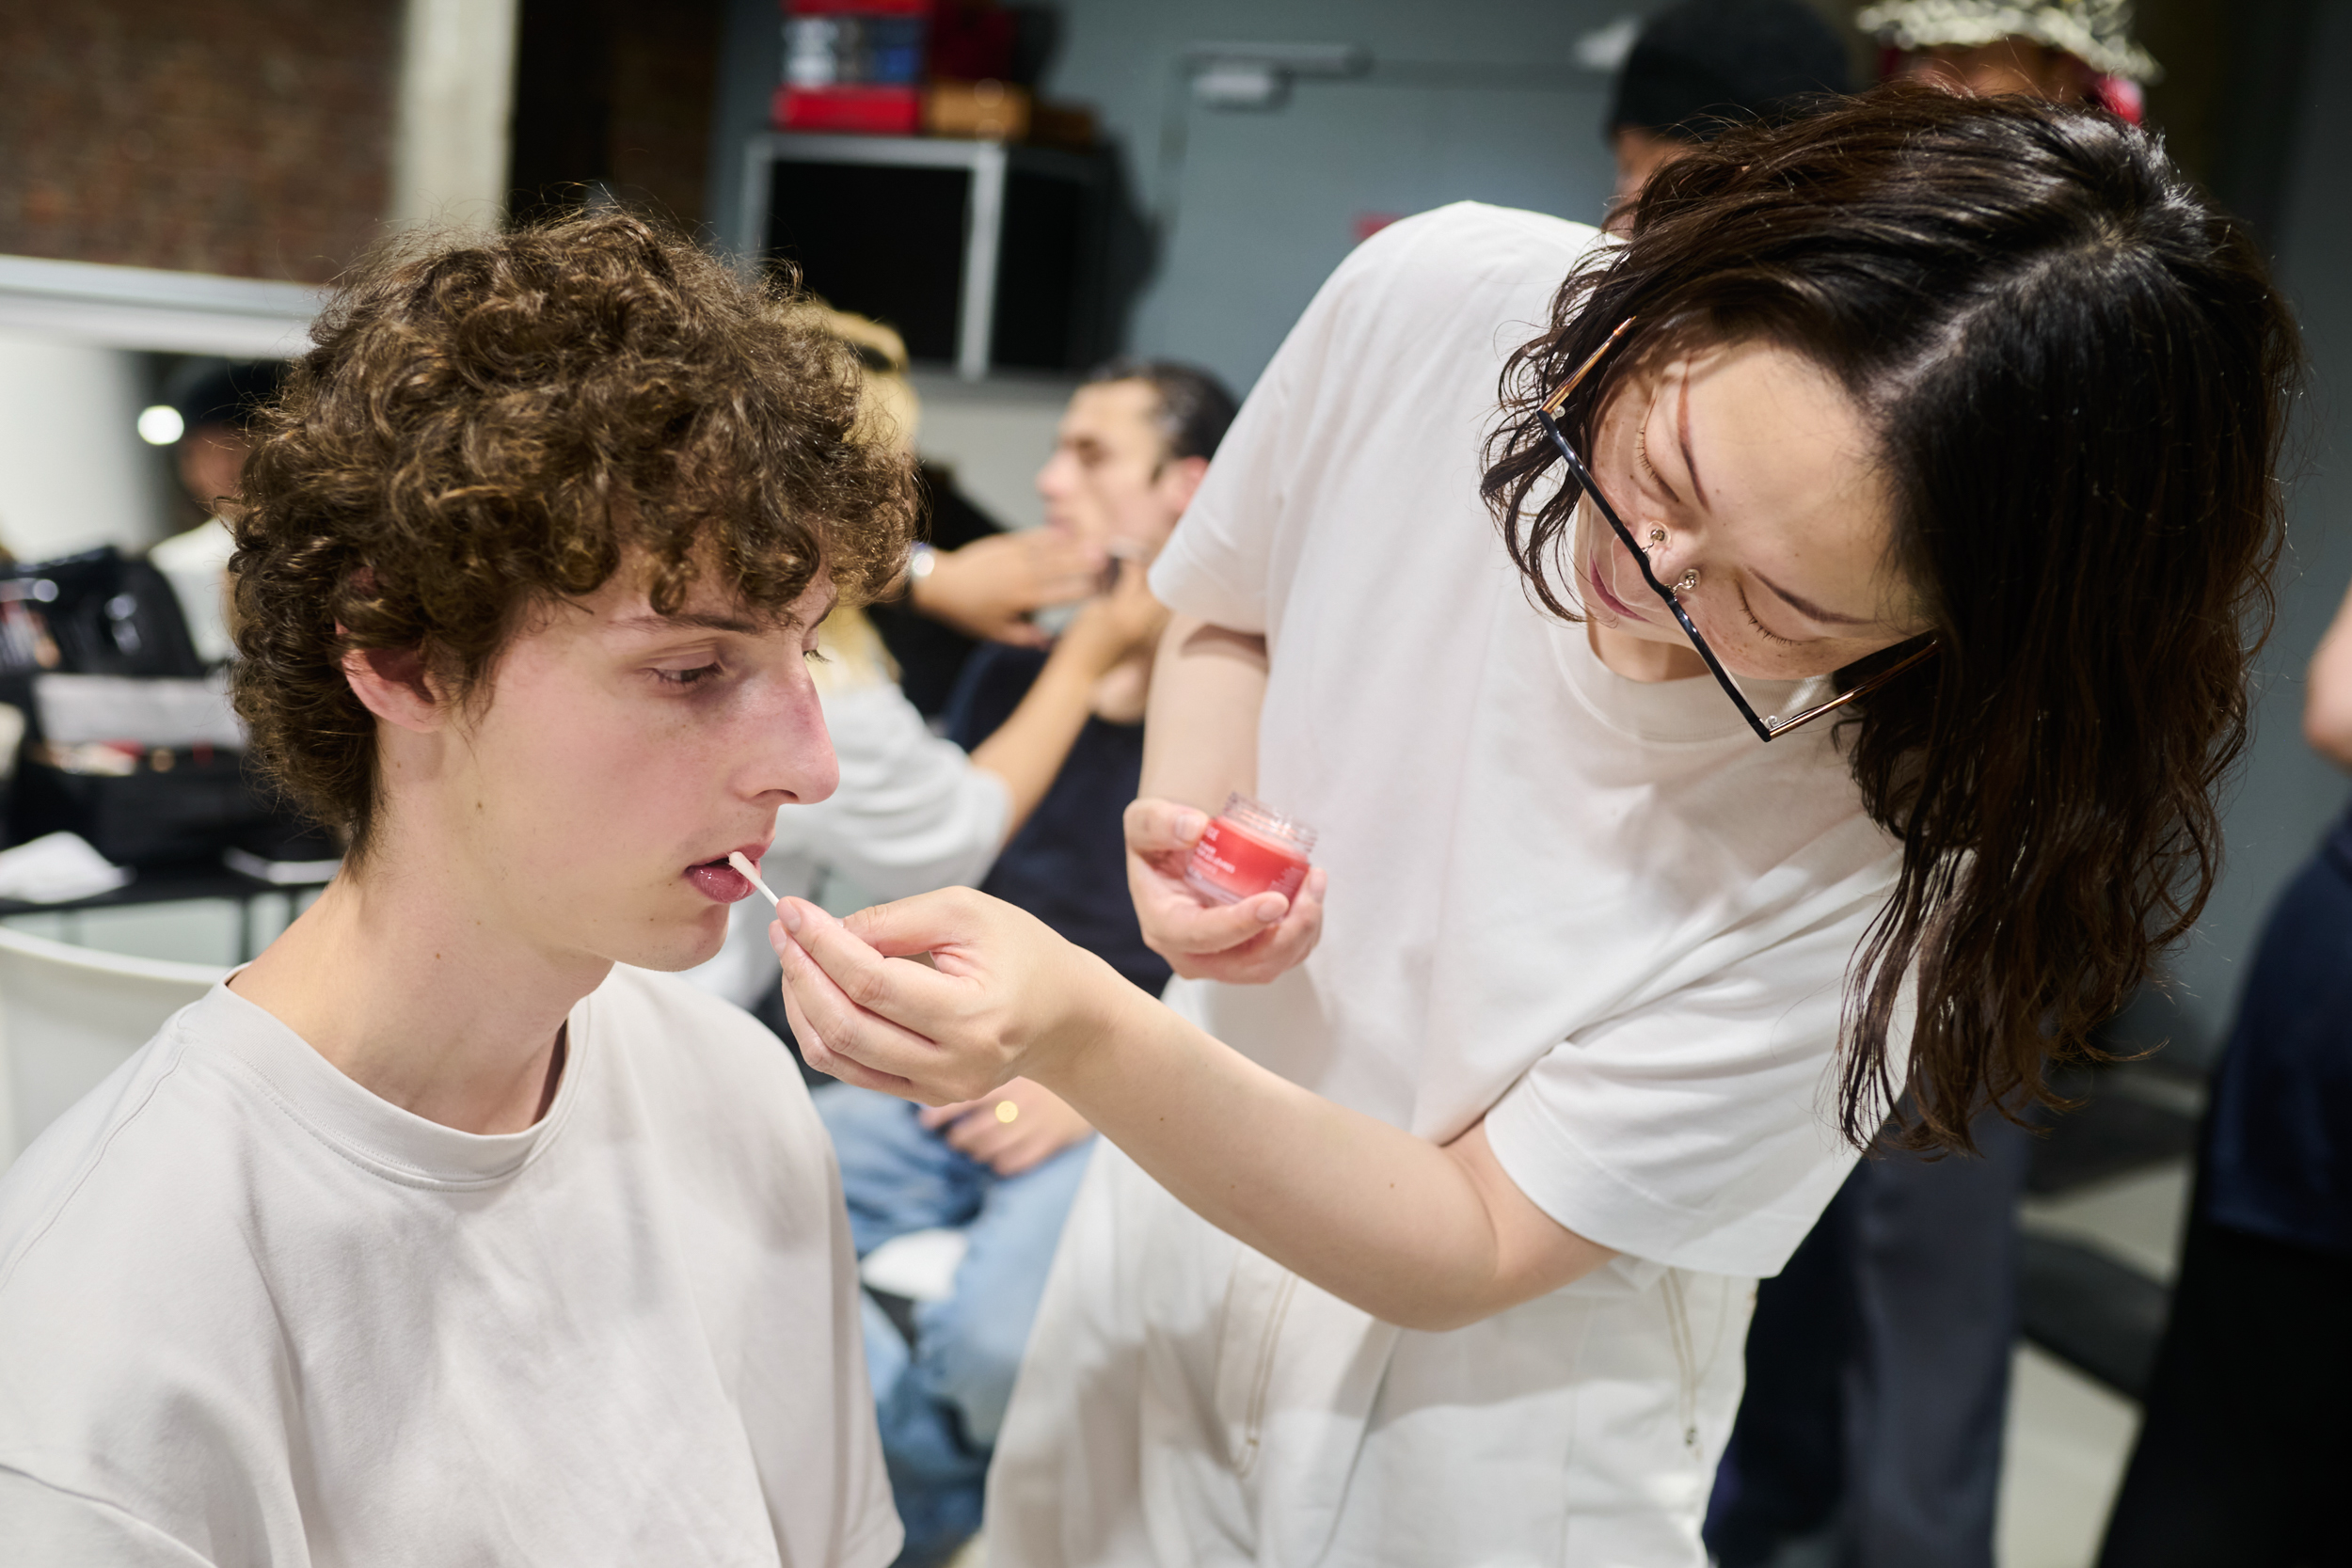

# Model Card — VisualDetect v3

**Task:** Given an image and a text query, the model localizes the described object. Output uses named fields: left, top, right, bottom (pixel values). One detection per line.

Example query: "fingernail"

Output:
left=1179, top=810, right=1206, bottom=837
left=780, top=900, right=803, bottom=934
left=1251, top=895, right=1285, bottom=924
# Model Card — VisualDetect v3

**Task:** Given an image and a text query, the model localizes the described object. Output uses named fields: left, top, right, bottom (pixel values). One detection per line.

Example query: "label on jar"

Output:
left=1189, top=816, right=1310, bottom=901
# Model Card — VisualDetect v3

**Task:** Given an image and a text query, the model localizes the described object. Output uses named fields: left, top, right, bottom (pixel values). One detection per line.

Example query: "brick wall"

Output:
left=0, top=0, right=400, bottom=283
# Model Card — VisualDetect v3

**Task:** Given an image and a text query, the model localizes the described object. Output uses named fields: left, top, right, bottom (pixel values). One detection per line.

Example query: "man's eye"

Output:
left=803, top=646, right=831, bottom=665
left=652, top=664, right=723, bottom=687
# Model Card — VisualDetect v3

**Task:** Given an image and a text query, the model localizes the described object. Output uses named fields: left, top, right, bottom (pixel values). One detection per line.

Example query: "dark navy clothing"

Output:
left=2201, top=801, right=2352, bottom=1255
left=943, top=642, right=1171, bottom=997
left=2097, top=803, right=2352, bottom=1565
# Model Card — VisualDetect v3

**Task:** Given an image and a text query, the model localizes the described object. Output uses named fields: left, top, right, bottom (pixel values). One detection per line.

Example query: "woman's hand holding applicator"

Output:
left=763, top=888, right=1610, bottom=1333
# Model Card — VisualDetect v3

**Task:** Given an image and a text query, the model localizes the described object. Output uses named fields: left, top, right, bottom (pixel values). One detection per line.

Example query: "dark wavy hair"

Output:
left=1482, top=86, right=2297, bottom=1151
left=1082, top=357, right=1241, bottom=463
left=230, top=210, right=917, bottom=859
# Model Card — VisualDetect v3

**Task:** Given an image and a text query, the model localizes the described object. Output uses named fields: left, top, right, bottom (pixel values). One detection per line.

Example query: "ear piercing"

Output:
left=1674, top=568, right=1701, bottom=594
left=1646, top=527, right=1666, bottom=548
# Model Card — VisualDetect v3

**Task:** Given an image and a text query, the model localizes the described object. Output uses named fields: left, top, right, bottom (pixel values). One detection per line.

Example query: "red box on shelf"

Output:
left=773, top=84, right=924, bottom=135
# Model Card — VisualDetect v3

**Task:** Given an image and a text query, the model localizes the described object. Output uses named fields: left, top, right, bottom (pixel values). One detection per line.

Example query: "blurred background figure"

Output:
left=818, top=356, right=1233, bottom=1568
left=2093, top=578, right=2352, bottom=1568
left=1604, top=0, right=1853, bottom=231
left=1860, top=0, right=2162, bottom=116
left=820, top=311, right=1113, bottom=717
left=149, top=358, right=284, bottom=668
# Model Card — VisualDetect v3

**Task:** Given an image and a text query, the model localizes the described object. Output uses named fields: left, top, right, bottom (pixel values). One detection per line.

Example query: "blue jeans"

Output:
left=816, top=1084, right=1095, bottom=1568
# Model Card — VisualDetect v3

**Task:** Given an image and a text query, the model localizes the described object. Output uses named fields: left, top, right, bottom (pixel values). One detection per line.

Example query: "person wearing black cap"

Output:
left=1605, top=0, right=1852, bottom=231
left=151, top=358, right=285, bottom=666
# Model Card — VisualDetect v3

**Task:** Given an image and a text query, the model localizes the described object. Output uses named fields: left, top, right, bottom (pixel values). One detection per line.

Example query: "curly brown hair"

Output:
left=230, top=211, right=916, bottom=859
left=1484, top=87, right=2297, bottom=1152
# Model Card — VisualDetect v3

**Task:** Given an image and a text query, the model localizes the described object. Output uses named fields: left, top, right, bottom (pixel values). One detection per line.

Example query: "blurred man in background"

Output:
left=151, top=358, right=283, bottom=667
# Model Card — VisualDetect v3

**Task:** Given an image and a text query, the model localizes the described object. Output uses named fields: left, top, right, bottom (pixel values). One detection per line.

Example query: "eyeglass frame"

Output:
left=1530, top=316, right=1938, bottom=742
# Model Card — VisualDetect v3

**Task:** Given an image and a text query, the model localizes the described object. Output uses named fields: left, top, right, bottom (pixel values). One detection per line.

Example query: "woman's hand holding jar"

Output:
left=1123, top=798, right=1327, bottom=985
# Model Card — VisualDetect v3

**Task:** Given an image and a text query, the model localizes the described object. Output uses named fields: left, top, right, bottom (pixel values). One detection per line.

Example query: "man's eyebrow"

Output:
left=614, top=611, right=762, bottom=634
left=1676, top=375, right=1710, bottom=513
left=1751, top=569, right=1872, bottom=626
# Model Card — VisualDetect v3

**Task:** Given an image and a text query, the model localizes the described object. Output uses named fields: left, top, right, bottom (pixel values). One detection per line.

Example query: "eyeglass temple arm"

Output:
left=1540, top=316, right=1637, bottom=418
left=1765, top=641, right=1940, bottom=733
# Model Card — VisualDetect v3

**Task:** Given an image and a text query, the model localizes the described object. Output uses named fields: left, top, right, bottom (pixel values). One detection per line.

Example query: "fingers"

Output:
left=941, top=1113, right=1042, bottom=1177
left=1131, top=856, right=1327, bottom=984
left=777, top=953, right=916, bottom=1098
left=917, top=1099, right=982, bottom=1130
left=1136, top=882, right=1289, bottom=960
left=836, top=886, right=1000, bottom=963
left=1123, top=797, right=1210, bottom=857
left=774, top=908, right=978, bottom=1099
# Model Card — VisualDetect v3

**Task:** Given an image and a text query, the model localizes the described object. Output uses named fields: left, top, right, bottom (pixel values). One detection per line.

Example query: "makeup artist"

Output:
left=772, top=87, right=2296, bottom=1567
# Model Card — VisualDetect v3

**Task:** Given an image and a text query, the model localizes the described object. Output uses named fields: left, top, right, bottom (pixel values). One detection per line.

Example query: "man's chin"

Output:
left=608, top=903, right=734, bottom=974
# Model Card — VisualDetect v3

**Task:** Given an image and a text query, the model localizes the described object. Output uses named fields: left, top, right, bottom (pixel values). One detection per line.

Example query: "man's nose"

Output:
left=752, top=678, right=839, bottom=807
left=1037, top=450, right=1075, bottom=499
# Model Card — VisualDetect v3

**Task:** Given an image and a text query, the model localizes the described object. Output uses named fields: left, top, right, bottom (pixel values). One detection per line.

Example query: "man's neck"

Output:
left=230, top=846, right=607, bottom=1136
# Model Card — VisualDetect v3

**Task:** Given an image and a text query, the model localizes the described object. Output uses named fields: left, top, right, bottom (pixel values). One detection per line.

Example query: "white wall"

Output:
left=0, top=331, right=169, bottom=561
left=1038, top=0, right=1634, bottom=394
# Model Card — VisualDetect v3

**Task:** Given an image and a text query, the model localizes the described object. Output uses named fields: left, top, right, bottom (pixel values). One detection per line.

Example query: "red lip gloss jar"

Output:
left=1184, top=793, right=1317, bottom=906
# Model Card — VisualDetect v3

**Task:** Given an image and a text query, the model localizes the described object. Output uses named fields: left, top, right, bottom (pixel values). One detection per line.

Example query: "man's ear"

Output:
left=341, top=642, right=445, bottom=734
left=1158, top=454, right=1211, bottom=515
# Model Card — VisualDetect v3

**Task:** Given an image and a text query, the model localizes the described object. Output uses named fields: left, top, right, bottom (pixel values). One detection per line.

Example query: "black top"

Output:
left=867, top=464, right=1006, bottom=720
left=2202, top=801, right=2352, bottom=1255
left=944, top=642, right=1170, bottom=997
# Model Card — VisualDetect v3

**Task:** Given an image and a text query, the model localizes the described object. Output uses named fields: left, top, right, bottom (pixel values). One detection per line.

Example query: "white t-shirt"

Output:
left=150, top=516, right=238, bottom=666
left=985, top=203, right=1903, bottom=1567
left=688, top=670, right=1009, bottom=1011
left=0, top=967, right=898, bottom=1567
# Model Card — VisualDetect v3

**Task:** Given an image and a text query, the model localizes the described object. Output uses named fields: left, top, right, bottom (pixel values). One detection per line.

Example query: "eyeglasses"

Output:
left=1532, top=317, right=1937, bottom=742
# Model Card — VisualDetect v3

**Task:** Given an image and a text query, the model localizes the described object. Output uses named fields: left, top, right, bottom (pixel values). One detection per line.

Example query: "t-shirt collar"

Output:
left=1549, top=614, right=1835, bottom=747
left=197, top=979, right=589, bottom=1189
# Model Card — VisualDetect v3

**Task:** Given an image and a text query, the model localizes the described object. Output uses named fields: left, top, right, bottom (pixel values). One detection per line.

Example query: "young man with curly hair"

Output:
left=0, top=214, right=915, bottom=1565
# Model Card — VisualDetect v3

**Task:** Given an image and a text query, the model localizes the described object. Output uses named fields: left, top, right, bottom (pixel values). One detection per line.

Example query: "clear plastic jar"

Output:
left=1183, top=792, right=1318, bottom=906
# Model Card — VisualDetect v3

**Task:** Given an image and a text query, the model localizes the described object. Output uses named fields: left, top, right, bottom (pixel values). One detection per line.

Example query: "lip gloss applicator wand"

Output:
left=728, top=852, right=781, bottom=910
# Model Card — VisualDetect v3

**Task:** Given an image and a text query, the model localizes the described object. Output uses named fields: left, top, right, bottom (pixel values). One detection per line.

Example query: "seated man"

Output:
left=0, top=214, right=911, bottom=1566
left=817, top=358, right=1236, bottom=1567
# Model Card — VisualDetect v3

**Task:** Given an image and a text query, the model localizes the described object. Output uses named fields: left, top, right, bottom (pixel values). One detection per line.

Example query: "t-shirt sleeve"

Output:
left=1147, top=215, right=1408, bottom=634
left=0, top=1469, right=221, bottom=1567
left=1481, top=877, right=1895, bottom=1279
left=1153, top=203, right=1603, bottom=641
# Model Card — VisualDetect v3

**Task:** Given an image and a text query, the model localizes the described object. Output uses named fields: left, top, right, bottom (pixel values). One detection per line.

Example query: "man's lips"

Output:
left=686, top=844, right=771, bottom=904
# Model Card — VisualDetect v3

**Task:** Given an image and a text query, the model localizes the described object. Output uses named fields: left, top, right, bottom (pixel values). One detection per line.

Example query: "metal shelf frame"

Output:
left=739, top=132, right=1104, bottom=380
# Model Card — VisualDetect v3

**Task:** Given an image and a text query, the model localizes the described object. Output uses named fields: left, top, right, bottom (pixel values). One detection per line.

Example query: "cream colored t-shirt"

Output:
left=0, top=967, right=898, bottom=1567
